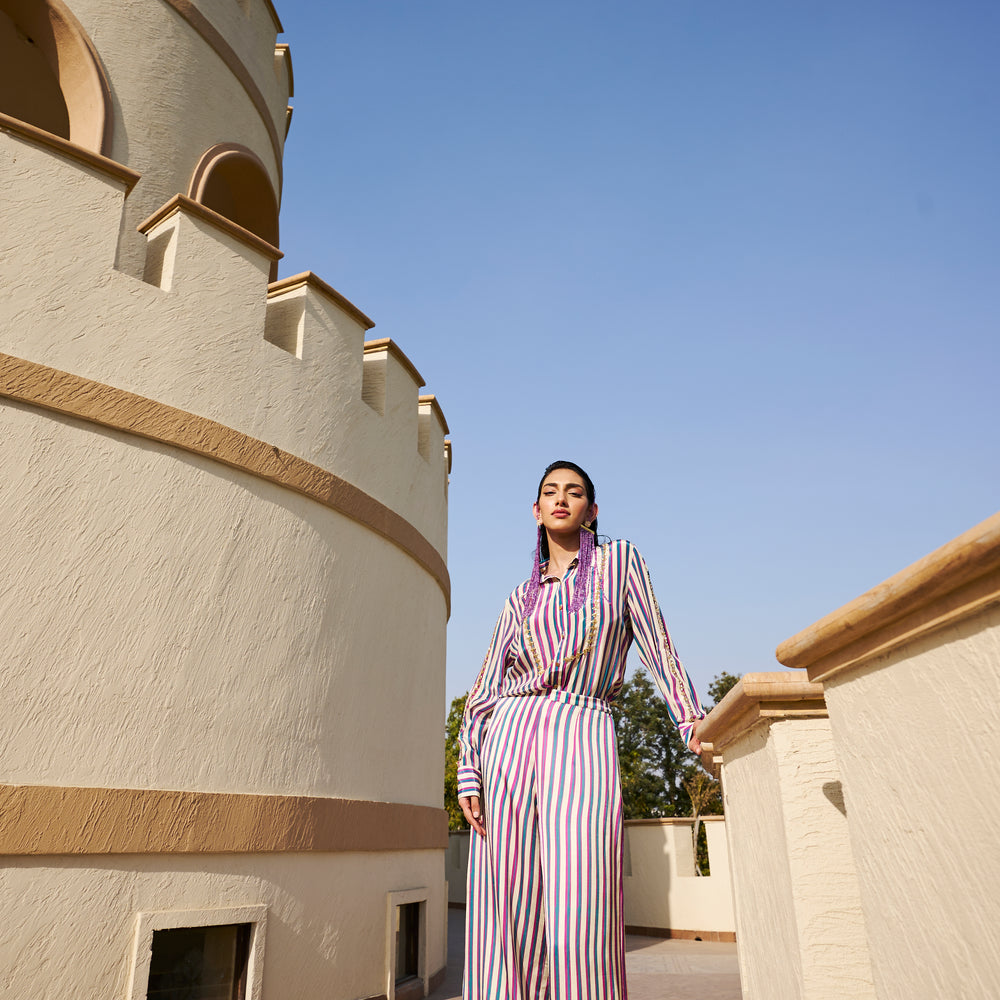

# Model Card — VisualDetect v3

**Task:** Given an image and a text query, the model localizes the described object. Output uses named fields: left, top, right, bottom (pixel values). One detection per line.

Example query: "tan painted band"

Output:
left=776, top=510, right=1000, bottom=680
left=624, top=925, right=736, bottom=943
left=159, top=0, right=284, bottom=184
left=0, top=110, right=140, bottom=192
left=0, top=352, right=450, bottom=611
left=0, top=783, right=448, bottom=855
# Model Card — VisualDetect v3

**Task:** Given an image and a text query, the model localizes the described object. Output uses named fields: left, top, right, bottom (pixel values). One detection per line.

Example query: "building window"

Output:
left=395, top=902, right=420, bottom=984
left=385, top=889, right=428, bottom=1000
left=147, top=923, right=251, bottom=1000
left=128, top=906, right=267, bottom=1000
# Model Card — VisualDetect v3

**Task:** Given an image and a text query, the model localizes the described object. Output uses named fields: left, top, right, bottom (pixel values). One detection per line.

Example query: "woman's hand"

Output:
left=689, top=734, right=702, bottom=756
left=459, top=795, right=486, bottom=837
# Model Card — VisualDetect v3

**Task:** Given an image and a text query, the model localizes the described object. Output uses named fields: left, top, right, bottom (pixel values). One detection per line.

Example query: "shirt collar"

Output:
left=539, top=556, right=579, bottom=584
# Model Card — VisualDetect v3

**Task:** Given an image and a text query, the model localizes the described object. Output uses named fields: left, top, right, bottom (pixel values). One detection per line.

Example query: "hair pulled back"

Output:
left=523, top=460, right=599, bottom=619
left=536, top=460, right=598, bottom=561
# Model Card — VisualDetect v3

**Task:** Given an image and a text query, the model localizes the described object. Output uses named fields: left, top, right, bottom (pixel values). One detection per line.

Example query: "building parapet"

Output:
left=0, top=110, right=139, bottom=191
left=776, top=510, right=1000, bottom=682
left=702, top=672, right=876, bottom=1000
left=0, top=117, right=450, bottom=557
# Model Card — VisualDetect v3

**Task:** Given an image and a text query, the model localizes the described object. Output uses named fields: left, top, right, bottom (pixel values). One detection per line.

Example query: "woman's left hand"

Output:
left=689, top=734, right=702, bottom=756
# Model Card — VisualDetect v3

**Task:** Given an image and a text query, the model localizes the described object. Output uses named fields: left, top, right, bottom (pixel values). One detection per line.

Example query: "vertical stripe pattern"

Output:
left=459, top=539, right=704, bottom=999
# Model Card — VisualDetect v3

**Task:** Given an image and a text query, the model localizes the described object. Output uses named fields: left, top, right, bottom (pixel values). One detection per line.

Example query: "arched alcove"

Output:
left=189, top=143, right=280, bottom=255
left=0, top=0, right=111, bottom=153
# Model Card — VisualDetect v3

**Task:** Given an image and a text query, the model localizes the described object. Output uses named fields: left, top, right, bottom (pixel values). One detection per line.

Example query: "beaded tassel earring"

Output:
left=567, top=523, right=595, bottom=614
left=522, top=523, right=544, bottom=618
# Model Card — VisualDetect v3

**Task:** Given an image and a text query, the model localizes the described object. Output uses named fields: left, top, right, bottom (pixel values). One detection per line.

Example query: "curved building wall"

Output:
left=0, top=404, right=445, bottom=805
left=0, top=4, right=451, bottom=992
left=64, top=0, right=291, bottom=275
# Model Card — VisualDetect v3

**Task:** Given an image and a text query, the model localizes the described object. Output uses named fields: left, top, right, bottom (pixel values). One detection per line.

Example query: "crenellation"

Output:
left=417, top=394, right=449, bottom=467
left=0, top=70, right=449, bottom=558
left=274, top=42, right=294, bottom=95
left=1, top=5, right=451, bottom=994
left=361, top=350, right=387, bottom=415
left=264, top=291, right=304, bottom=357
left=0, top=126, right=132, bottom=282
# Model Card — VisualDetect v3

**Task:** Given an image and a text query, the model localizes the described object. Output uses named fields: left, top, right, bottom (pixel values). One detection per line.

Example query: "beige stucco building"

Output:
left=700, top=511, right=1000, bottom=999
left=0, top=2, right=451, bottom=998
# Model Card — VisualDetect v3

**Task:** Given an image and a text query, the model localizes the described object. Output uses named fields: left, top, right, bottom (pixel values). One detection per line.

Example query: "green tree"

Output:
left=707, top=670, right=741, bottom=706
left=688, top=669, right=741, bottom=873
left=444, top=693, right=468, bottom=831
left=609, top=672, right=698, bottom=819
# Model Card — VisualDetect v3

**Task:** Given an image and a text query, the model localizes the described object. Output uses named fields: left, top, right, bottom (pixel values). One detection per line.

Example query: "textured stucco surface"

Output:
left=824, top=604, right=1000, bottom=1000
left=623, top=819, right=735, bottom=935
left=0, top=7, right=451, bottom=998
left=769, top=720, right=875, bottom=999
left=0, top=402, right=445, bottom=806
left=721, top=716, right=875, bottom=1000
left=720, top=723, right=803, bottom=1000
left=64, top=0, right=289, bottom=276
left=0, top=851, right=445, bottom=1000
left=0, top=131, right=449, bottom=551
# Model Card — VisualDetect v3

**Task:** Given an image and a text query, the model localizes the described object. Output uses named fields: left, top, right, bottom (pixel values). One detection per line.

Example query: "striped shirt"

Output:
left=457, top=539, right=705, bottom=799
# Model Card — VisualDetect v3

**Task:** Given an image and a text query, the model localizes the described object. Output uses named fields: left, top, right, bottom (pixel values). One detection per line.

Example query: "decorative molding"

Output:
left=139, top=192, right=282, bottom=261
left=418, top=394, right=450, bottom=435
left=157, top=0, right=284, bottom=183
left=776, top=511, right=1000, bottom=683
left=697, top=671, right=827, bottom=756
left=0, top=353, right=450, bottom=611
left=623, top=816, right=726, bottom=827
left=274, top=42, right=293, bottom=95
left=0, top=110, right=139, bottom=192
left=260, top=0, right=283, bottom=33
left=364, top=338, right=425, bottom=389
left=269, top=271, right=375, bottom=330
left=624, top=925, right=736, bottom=943
left=0, top=783, right=449, bottom=855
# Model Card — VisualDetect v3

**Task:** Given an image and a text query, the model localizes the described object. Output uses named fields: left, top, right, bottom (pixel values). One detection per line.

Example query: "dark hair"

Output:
left=536, top=460, right=598, bottom=560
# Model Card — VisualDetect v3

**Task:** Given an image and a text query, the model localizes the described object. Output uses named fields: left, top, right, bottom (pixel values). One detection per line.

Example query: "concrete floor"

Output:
left=427, top=908, right=742, bottom=1000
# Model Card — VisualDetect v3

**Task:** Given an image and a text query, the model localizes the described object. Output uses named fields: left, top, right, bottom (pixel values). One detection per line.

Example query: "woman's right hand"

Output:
left=459, top=795, right=486, bottom=837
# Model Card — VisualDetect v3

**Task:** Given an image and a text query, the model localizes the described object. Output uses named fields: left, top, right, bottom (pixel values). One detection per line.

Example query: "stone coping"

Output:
left=364, top=337, right=426, bottom=389
left=697, top=671, right=826, bottom=766
left=0, top=110, right=140, bottom=192
left=777, top=510, right=1000, bottom=682
left=623, top=816, right=726, bottom=827
left=138, top=193, right=283, bottom=261
left=419, top=394, right=451, bottom=435
left=268, top=270, right=375, bottom=330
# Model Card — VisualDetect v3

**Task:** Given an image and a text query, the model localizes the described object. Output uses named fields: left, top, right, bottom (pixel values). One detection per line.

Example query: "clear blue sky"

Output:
left=276, top=1, right=999, bottom=706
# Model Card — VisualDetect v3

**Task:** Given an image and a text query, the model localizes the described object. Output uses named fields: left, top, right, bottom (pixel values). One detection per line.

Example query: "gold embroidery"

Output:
left=640, top=556, right=697, bottom=719
left=524, top=544, right=606, bottom=680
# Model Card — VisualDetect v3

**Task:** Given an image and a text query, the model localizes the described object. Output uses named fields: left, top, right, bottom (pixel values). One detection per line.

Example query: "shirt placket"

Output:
left=546, top=568, right=575, bottom=690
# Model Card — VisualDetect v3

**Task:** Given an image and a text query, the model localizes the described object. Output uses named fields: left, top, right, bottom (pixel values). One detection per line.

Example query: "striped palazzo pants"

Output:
left=464, top=690, right=626, bottom=999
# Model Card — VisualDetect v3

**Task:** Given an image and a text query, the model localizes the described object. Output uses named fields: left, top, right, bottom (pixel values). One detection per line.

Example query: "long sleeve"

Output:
left=625, top=543, right=705, bottom=748
left=456, top=589, right=521, bottom=799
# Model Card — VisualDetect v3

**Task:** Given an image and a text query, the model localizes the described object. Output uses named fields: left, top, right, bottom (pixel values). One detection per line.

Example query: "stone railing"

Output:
left=699, top=510, right=1000, bottom=1000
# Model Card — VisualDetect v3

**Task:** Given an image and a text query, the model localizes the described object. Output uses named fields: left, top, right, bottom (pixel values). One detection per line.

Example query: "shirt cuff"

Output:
left=457, top=767, right=482, bottom=799
left=678, top=717, right=705, bottom=751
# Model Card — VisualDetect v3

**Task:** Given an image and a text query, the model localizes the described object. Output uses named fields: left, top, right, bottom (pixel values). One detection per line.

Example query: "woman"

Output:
left=457, top=460, right=705, bottom=1000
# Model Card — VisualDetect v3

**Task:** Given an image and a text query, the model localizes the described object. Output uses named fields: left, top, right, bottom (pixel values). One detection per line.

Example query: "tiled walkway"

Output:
left=428, top=908, right=742, bottom=1000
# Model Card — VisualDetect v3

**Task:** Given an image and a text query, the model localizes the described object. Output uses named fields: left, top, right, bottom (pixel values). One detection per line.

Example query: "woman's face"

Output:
left=533, top=468, right=597, bottom=538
